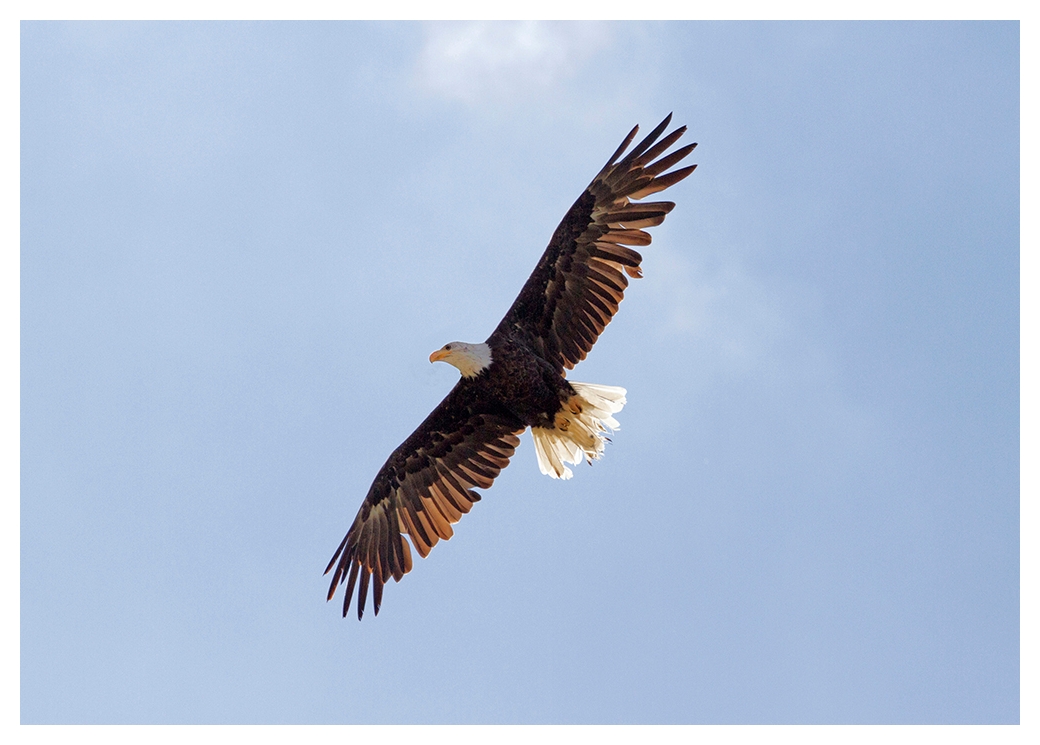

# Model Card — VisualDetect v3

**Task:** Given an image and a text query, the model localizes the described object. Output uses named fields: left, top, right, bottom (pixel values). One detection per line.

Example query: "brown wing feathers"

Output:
left=325, top=415, right=521, bottom=619
left=568, top=115, right=696, bottom=365
left=496, top=113, right=696, bottom=372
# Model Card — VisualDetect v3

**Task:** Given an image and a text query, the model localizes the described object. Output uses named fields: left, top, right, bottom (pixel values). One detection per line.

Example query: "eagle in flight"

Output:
left=326, top=114, right=697, bottom=619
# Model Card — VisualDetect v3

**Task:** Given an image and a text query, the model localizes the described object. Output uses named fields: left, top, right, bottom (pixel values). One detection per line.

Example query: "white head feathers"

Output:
left=429, top=342, right=493, bottom=378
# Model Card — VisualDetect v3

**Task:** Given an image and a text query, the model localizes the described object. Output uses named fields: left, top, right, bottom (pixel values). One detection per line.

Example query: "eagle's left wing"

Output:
left=490, top=114, right=696, bottom=371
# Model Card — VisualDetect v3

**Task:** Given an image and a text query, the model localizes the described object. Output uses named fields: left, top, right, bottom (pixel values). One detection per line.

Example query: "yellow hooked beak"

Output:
left=429, top=348, right=451, bottom=364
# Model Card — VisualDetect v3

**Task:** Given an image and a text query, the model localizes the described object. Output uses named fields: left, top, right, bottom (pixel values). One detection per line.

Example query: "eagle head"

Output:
left=429, top=342, right=493, bottom=378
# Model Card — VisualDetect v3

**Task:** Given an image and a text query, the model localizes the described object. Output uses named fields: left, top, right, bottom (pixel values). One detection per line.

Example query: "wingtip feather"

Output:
left=604, top=124, right=639, bottom=168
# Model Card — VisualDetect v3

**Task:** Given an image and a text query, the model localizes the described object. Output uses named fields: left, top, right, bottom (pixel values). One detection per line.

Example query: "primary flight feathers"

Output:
left=326, top=114, right=697, bottom=619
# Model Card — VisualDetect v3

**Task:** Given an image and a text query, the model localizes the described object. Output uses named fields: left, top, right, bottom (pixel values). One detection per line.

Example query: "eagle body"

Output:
left=483, top=330, right=574, bottom=429
left=378, top=333, right=571, bottom=492
left=326, top=115, right=697, bottom=618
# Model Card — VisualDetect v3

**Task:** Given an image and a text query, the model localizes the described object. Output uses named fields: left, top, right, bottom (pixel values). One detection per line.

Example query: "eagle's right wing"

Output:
left=324, top=384, right=524, bottom=620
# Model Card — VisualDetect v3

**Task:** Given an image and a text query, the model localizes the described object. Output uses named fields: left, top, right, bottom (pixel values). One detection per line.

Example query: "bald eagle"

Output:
left=326, top=114, right=697, bottom=619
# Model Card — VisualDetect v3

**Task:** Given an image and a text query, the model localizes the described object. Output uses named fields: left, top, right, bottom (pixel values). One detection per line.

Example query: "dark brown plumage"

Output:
left=326, top=114, right=696, bottom=619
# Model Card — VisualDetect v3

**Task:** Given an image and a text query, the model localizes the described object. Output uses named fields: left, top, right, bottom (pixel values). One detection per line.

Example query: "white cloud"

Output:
left=414, top=21, right=611, bottom=105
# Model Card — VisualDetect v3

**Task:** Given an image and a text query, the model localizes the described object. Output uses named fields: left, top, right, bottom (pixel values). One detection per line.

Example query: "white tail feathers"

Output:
left=531, top=382, right=627, bottom=480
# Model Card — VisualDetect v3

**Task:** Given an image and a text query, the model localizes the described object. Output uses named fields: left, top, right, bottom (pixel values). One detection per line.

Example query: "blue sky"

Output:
left=20, top=21, right=1019, bottom=724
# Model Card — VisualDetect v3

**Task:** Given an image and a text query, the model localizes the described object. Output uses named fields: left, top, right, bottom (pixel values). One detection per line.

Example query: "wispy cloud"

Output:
left=651, top=246, right=794, bottom=378
left=414, top=21, right=611, bottom=105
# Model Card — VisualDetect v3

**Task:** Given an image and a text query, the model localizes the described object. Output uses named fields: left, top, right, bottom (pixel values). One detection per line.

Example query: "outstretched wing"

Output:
left=491, top=114, right=696, bottom=371
left=325, top=383, right=524, bottom=620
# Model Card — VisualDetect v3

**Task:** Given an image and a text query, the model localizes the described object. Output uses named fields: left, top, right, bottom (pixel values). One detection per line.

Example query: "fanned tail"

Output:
left=531, top=382, right=627, bottom=479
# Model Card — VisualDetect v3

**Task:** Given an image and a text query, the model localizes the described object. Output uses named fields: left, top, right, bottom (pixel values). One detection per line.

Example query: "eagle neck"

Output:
left=456, top=342, right=493, bottom=378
